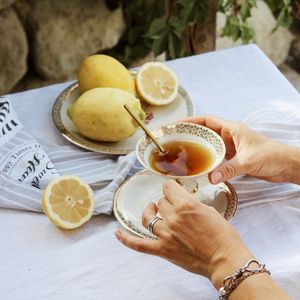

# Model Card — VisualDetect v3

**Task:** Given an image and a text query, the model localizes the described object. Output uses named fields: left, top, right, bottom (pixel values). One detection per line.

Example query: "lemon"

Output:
left=135, top=62, right=179, bottom=106
left=68, top=87, right=145, bottom=142
left=78, top=54, right=135, bottom=95
left=42, top=175, right=95, bottom=229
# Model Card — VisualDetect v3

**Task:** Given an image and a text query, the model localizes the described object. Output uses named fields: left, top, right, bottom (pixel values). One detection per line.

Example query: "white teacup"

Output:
left=136, top=122, right=226, bottom=191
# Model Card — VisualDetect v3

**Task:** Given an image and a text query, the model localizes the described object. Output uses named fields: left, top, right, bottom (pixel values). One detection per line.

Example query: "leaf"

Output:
left=265, top=0, right=282, bottom=11
left=169, top=16, right=185, bottom=37
left=177, top=0, right=207, bottom=25
left=240, top=3, right=251, bottom=22
left=145, top=18, right=167, bottom=38
left=240, top=1, right=256, bottom=22
left=273, top=6, right=293, bottom=32
left=224, top=16, right=241, bottom=41
left=168, top=32, right=184, bottom=59
left=177, top=0, right=195, bottom=23
left=240, top=24, right=255, bottom=43
left=152, top=33, right=168, bottom=56
left=107, top=0, right=294, bottom=66
left=218, top=0, right=234, bottom=12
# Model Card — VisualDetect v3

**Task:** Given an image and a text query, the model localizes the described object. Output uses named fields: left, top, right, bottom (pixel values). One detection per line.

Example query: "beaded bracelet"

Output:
left=218, top=259, right=271, bottom=300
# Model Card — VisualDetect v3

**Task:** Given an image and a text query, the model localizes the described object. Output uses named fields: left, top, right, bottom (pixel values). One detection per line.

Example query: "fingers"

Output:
left=180, top=116, right=208, bottom=125
left=180, top=115, right=239, bottom=160
left=163, top=180, right=195, bottom=206
left=209, top=155, right=244, bottom=184
left=115, top=229, right=160, bottom=255
left=157, top=197, right=172, bottom=218
left=220, top=127, right=236, bottom=159
left=180, top=115, right=228, bottom=136
left=141, top=202, right=164, bottom=236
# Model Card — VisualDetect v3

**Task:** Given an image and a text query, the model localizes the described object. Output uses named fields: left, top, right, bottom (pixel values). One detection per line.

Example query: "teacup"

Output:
left=136, top=122, right=226, bottom=192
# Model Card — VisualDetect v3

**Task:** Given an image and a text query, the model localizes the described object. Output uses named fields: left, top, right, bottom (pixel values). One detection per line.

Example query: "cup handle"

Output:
left=175, top=178, right=199, bottom=194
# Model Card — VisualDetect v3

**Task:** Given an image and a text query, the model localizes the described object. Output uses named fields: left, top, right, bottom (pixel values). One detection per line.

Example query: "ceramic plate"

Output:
left=113, top=170, right=238, bottom=239
left=52, top=80, right=195, bottom=155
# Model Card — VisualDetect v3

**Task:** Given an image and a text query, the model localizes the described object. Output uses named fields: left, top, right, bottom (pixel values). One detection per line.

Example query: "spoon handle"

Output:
left=123, top=104, right=166, bottom=154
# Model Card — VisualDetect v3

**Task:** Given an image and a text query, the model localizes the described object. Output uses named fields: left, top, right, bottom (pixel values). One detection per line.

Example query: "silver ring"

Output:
left=147, top=216, right=163, bottom=235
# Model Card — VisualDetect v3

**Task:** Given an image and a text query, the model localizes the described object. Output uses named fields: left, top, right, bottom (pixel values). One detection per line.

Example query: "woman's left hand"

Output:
left=115, top=180, right=252, bottom=287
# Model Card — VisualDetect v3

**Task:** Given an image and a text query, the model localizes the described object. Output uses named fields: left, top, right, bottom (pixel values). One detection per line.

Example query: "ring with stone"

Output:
left=147, top=216, right=163, bottom=235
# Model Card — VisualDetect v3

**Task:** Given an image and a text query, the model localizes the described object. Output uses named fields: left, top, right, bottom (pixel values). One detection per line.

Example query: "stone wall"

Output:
left=0, top=0, right=125, bottom=95
left=0, top=0, right=298, bottom=95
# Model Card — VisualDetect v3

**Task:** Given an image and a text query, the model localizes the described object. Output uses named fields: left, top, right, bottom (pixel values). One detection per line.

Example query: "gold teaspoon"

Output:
left=123, top=104, right=167, bottom=154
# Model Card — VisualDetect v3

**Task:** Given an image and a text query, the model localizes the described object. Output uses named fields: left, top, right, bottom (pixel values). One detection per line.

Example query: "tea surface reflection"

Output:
left=150, top=140, right=214, bottom=176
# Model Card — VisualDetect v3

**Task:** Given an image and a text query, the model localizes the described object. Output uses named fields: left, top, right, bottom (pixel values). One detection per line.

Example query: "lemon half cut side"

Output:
left=42, top=175, right=95, bottom=229
left=135, top=62, right=179, bottom=106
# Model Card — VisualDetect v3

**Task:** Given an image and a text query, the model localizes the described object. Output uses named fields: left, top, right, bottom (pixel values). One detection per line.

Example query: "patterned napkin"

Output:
left=0, top=97, right=59, bottom=189
left=0, top=96, right=135, bottom=214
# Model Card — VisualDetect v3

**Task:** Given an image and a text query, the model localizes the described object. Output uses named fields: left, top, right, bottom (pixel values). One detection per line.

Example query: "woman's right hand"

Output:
left=183, top=115, right=300, bottom=184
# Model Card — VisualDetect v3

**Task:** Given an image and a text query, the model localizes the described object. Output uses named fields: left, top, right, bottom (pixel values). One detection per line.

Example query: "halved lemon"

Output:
left=135, top=62, right=179, bottom=106
left=42, top=175, right=95, bottom=229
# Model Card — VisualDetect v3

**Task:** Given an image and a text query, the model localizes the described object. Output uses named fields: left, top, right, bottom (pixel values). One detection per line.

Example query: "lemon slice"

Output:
left=42, top=175, right=95, bottom=229
left=135, top=62, right=179, bottom=106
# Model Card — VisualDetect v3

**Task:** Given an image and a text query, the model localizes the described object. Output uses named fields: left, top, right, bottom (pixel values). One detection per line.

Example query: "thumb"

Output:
left=209, top=156, right=243, bottom=184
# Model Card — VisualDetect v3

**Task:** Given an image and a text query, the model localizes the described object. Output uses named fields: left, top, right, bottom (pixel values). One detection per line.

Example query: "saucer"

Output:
left=113, top=170, right=238, bottom=239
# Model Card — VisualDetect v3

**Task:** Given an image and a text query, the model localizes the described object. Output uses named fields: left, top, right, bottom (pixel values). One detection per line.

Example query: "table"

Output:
left=1, top=44, right=300, bottom=299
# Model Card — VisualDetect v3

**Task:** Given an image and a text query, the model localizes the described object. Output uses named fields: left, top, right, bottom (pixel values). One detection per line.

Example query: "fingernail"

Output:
left=115, top=230, right=121, bottom=240
left=212, top=171, right=222, bottom=183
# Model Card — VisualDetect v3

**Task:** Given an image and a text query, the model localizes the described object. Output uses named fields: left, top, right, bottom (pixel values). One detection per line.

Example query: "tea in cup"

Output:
left=150, top=140, right=215, bottom=176
left=136, top=122, right=226, bottom=190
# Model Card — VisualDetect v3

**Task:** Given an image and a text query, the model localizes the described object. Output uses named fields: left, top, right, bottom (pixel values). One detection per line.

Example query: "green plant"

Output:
left=105, top=0, right=165, bottom=65
left=265, top=0, right=293, bottom=30
left=145, top=1, right=209, bottom=58
left=218, top=0, right=257, bottom=42
left=106, top=0, right=294, bottom=65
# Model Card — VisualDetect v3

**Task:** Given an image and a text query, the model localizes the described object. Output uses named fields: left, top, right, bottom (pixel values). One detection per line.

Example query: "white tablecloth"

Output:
left=1, top=45, right=300, bottom=299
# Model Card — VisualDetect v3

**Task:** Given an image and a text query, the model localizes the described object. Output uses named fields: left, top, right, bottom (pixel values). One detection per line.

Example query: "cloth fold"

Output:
left=0, top=94, right=299, bottom=215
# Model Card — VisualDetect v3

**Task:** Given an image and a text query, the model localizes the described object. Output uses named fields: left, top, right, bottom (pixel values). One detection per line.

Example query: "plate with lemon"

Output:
left=52, top=55, right=195, bottom=155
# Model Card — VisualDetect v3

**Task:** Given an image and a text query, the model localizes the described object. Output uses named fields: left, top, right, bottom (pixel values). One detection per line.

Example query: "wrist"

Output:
left=209, top=243, right=254, bottom=290
left=290, top=147, right=300, bottom=185
left=274, top=143, right=300, bottom=184
left=208, top=239, right=291, bottom=299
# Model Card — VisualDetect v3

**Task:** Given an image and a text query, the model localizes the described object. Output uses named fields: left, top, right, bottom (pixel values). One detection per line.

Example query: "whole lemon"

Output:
left=77, top=55, right=135, bottom=95
left=68, top=88, right=145, bottom=142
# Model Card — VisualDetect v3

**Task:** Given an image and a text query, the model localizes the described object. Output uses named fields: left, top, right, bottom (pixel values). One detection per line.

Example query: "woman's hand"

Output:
left=115, top=180, right=290, bottom=299
left=115, top=180, right=253, bottom=288
left=183, top=115, right=300, bottom=184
